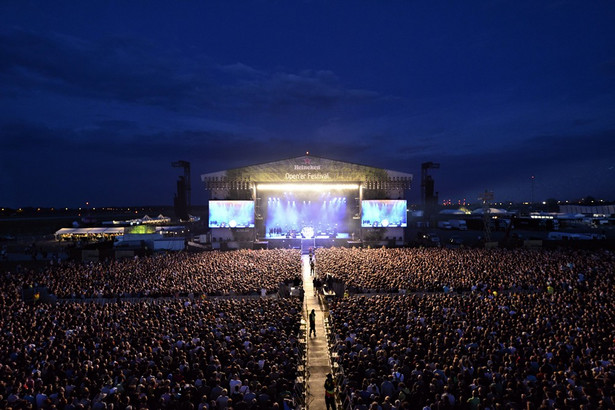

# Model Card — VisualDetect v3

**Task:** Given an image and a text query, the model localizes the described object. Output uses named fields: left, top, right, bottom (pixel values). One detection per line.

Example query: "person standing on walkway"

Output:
left=324, top=373, right=336, bottom=410
left=309, top=308, right=316, bottom=337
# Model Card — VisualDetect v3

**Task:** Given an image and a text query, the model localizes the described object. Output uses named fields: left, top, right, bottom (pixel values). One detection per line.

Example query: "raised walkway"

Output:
left=302, top=254, right=335, bottom=409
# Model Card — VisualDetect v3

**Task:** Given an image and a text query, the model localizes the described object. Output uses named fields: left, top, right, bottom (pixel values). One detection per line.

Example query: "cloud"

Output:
left=217, top=62, right=266, bottom=77
left=0, top=120, right=247, bottom=206
left=415, top=128, right=615, bottom=203
left=1, top=122, right=60, bottom=149
left=0, top=27, right=381, bottom=117
left=3, top=122, right=238, bottom=159
left=93, top=120, right=140, bottom=133
left=515, top=130, right=615, bottom=163
left=0, top=28, right=182, bottom=107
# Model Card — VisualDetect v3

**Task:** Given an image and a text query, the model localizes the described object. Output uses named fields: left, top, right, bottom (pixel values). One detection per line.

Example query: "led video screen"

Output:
left=263, top=191, right=352, bottom=238
left=208, top=200, right=255, bottom=228
left=361, top=200, right=407, bottom=228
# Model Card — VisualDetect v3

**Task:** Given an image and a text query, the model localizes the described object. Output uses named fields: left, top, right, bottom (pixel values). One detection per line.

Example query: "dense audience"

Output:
left=326, top=248, right=615, bottom=409
left=0, top=248, right=305, bottom=409
left=3, top=244, right=615, bottom=409
left=21, top=249, right=302, bottom=299
left=315, top=247, right=607, bottom=294
left=0, top=284, right=303, bottom=409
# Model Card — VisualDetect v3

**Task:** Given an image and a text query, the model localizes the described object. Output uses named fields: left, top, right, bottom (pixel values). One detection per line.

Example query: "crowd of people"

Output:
left=0, top=248, right=307, bottom=409
left=2, top=244, right=615, bottom=409
left=0, top=278, right=304, bottom=409
left=19, top=249, right=302, bottom=299
left=315, top=247, right=608, bottom=294
left=325, top=248, right=615, bottom=409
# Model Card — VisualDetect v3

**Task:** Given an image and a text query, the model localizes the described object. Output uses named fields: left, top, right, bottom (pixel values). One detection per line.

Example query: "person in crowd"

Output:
left=325, top=373, right=336, bottom=410
left=309, top=308, right=317, bottom=337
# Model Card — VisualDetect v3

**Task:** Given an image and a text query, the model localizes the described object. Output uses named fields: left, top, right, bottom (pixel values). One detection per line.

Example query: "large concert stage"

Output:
left=201, top=155, right=413, bottom=249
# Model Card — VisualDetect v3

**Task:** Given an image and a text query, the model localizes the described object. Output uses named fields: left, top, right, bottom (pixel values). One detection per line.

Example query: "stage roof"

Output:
left=201, top=155, right=413, bottom=187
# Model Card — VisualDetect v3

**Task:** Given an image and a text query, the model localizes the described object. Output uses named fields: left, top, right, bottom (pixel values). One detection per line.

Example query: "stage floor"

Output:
left=264, top=233, right=351, bottom=240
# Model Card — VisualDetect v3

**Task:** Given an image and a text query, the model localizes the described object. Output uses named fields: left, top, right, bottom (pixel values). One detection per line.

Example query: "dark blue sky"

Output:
left=1, top=1, right=614, bottom=208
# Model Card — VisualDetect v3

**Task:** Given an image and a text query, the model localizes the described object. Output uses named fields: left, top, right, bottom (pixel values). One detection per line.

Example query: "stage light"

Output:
left=301, top=226, right=315, bottom=239
left=258, top=183, right=359, bottom=191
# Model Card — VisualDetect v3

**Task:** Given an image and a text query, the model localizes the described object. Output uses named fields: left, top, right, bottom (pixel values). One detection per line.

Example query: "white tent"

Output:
left=55, top=228, right=76, bottom=235
left=471, top=208, right=509, bottom=215
left=54, top=227, right=124, bottom=240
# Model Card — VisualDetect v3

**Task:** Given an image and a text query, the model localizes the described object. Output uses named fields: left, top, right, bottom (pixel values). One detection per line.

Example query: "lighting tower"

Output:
left=478, top=190, right=494, bottom=243
left=172, top=161, right=191, bottom=220
left=421, top=162, right=440, bottom=222
left=172, top=161, right=191, bottom=208
left=421, top=162, right=440, bottom=205
left=530, top=175, right=535, bottom=205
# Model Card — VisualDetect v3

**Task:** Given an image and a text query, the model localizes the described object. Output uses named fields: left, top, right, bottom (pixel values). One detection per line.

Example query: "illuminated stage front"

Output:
left=260, top=185, right=357, bottom=240
left=201, top=155, right=413, bottom=248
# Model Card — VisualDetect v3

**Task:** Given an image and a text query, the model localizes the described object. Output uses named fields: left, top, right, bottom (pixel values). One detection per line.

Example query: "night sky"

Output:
left=2, top=1, right=615, bottom=208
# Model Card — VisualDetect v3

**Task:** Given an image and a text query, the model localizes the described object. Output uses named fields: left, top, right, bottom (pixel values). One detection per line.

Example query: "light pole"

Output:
left=530, top=175, right=535, bottom=205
